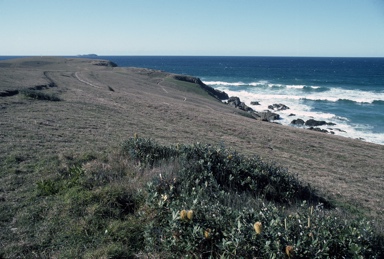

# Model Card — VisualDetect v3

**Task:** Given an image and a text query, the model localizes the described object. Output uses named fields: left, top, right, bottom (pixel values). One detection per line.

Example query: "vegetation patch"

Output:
left=125, top=137, right=383, bottom=258
left=1, top=137, right=383, bottom=258
left=20, top=89, right=61, bottom=101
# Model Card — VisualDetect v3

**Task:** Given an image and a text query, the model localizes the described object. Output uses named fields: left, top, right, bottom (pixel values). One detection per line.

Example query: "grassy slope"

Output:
left=1, top=57, right=383, bottom=255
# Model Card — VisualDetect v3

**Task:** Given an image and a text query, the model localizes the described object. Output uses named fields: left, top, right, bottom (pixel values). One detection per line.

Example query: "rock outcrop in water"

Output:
left=268, top=103, right=290, bottom=111
left=227, top=96, right=254, bottom=112
left=224, top=96, right=280, bottom=122
left=291, top=119, right=305, bottom=126
left=253, top=110, right=280, bottom=122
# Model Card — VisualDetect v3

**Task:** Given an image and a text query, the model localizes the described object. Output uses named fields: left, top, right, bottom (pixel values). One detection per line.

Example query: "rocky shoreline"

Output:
left=173, top=75, right=349, bottom=137
left=224, top=95, right=343, bottom=135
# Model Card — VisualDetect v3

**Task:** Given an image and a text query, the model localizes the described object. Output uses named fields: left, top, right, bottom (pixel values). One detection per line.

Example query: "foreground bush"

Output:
left=124, top=137, right=383, bottom=258
left=122, top=137, right=329, bottom=206
left=2, top=137, right=382, bottom=258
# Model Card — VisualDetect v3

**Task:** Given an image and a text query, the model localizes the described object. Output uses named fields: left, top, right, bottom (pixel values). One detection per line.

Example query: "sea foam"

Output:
left=206, top=81, right=384, bottom=145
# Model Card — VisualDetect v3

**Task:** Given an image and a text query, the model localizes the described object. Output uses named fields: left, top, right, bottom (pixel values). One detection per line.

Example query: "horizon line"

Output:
left=1, top=54, right=384, bottom=59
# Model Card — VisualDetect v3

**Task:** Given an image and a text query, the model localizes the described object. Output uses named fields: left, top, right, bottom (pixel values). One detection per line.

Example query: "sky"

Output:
left=1, top=0, right=384, bottom=57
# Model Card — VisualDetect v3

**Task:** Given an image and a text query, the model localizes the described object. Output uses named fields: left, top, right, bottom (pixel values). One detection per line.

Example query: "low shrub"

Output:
left=4, top=137, right=382, bottom=258
left=123, top=137, right=383, bottom=258
left=20, top=89, right=61, bottom=101
left=122, top=137, right=329, bottom=206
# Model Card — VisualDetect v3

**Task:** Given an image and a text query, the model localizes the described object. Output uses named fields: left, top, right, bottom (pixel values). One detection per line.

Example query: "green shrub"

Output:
left=122, top=137, right=328, bottom=206
left=122, top=137, right=383, bottom=258
left=8, top=138, right=383, bottom=258
left=20, top=89, right=61, bottom=101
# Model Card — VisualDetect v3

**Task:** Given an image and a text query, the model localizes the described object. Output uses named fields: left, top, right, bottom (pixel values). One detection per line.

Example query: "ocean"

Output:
left=2, top=56, right=384, bottom=145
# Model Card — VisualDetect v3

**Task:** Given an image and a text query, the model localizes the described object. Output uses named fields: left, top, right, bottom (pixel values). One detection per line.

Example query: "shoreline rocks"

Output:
left=227, top=96, right=254, bottom=112
left=223, top=95, right=344, bottom=134
left=253, top=110, right=280, bottom=122
left=268, top=103, right=290, bottom=111
left=225, top=96, right=280, bottom=122
left=291, top=119, right=305, bottom=126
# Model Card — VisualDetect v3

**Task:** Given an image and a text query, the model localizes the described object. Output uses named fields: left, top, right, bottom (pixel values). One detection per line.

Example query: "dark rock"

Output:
left=228, top=96, right=241, bottom=107
left=226, top=96, right=253, bottom=112
left=250, top=101, right=261, bottom=105
left=288, top=113, right=296, bottom=116
left=327, top=122, right=337, bottom=126
left=305, top=119, right=327, bottom=127
left=332, top=128, right=347, bottom=133
left=268, top=103, right=290, bottom=111
left=253, top=110, right=280, bottom=122
left=238, top=102, right=254, bottom=112
left=291, top=119, right=305, bottom=125
left=91, top=60, right=117, bottom=67
left=308, top=127, right=328, bottom=133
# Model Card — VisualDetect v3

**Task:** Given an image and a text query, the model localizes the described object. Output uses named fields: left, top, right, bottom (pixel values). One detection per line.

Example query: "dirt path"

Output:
left=157, top=77, right=188, bottom=101
left=74, top=71, right=101, bottom=88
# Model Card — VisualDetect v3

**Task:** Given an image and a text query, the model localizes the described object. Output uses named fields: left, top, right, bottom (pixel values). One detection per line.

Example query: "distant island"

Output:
left=77, top=54, right=98, bottom=57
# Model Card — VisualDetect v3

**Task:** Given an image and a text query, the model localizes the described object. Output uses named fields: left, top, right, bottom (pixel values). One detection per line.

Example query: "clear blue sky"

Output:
left=1, top=0, right=384, bottom=57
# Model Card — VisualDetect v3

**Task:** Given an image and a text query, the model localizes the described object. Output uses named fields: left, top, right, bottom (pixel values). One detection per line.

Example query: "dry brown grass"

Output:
left=1, top=57, right=383, bottom=223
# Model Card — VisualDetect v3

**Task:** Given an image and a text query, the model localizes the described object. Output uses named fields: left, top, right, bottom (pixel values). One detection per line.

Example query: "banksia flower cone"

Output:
left=187, top=210, right=194, bottom=220
left=134, top=133, right=138, bottom=139
left=180, top=210, right=187, bottom=220
left=254, top=222, right=262, bottom=234
left=204, top=228, right=211, bottom=239
left=286, top=245, right=294, bottom=257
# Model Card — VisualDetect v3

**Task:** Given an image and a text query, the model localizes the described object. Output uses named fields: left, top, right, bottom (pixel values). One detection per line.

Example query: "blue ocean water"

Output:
left=2, top=56, right=384, bottom=145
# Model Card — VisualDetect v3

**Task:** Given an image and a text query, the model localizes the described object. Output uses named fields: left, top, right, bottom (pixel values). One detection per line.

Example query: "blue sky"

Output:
left=1, top=0, right=384, bottom=57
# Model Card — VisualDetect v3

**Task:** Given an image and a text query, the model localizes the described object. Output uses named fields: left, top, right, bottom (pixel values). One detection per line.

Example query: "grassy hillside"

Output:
left=0, top=57, right=383, bottom=257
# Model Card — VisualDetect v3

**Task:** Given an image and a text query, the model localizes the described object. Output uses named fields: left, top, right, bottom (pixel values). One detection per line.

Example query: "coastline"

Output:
left=1, top=57, right=383, bottom=221
left=80, top=55, right=384, bottom=146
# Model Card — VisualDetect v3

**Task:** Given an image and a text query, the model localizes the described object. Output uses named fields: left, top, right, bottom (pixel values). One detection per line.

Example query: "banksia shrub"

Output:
left=254, top=222, right=262, bottom=234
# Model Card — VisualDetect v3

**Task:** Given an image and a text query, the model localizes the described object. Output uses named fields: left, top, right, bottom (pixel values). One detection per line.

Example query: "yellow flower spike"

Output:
left=286, top=245, right=294, bottom=257
left=134, top=133, right=138, bottom=139
left=254, top=222, right=262, bottom=234
left=204, top=228, right=211, bottom=239
left=308, top=216, right=311, bottom=228
left=180, top=210, right=187, bottom=220
left=227, top=154, right=233, bottom=160
left=187, top=210, right=194, bottom=220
